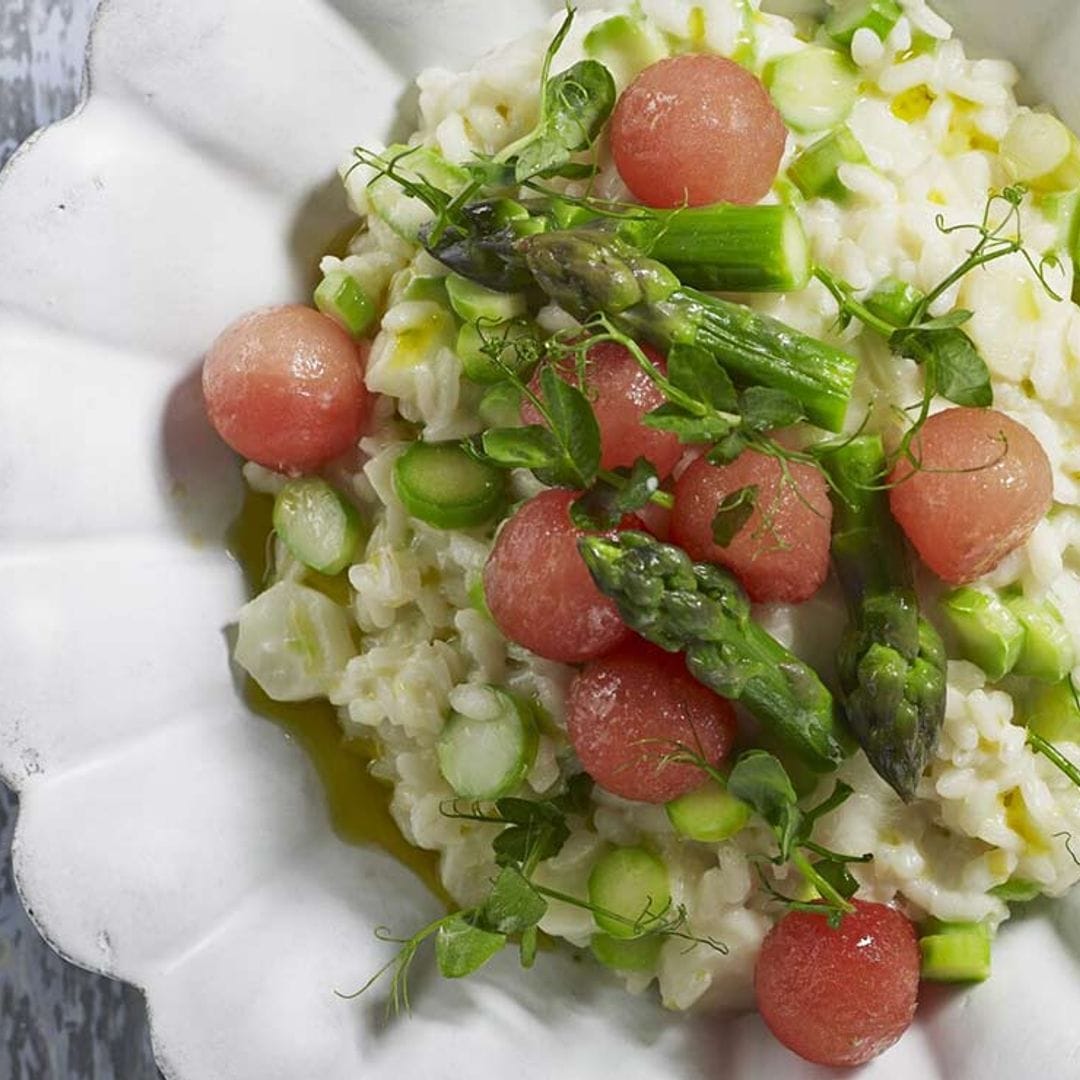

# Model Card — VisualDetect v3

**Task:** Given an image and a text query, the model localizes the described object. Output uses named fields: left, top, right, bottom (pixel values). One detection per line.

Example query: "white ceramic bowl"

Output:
left=3, top=2, right=1080, bottom=1077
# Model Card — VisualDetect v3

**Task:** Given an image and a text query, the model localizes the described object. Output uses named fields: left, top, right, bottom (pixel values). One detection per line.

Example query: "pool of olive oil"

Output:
left=227, top=489, right=447, bottom=902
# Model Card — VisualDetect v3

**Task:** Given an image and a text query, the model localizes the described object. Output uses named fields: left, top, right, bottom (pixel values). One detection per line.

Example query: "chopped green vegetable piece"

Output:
left=940, top=586, right=1024, bottom=681
left=1002, top=111, right=1080, bottom=192
left=467, top=576, right=493, bottom=620
left=273, top=478, right=363, bottom=577
left=1039, top=189, right=1080, bottom=303
left=314, top=270, right=376, bottom=337
left=789, top=125, right=867, bottom=202
left=826, top=0, right=903, bottom=47
left=1024, top=678, right=1080, bottom=743
left=583, top=12, right=667, bottom=88
left=234, top=580, right=356, bottom=703
left=477, top=381, right=524, bottom=428
left=864, top=276, right=926, bottom=328
left=445, top=273, right=527, bottom=324
left=665, top=781, right=750, bottom=842
left=919, top=920, right=992, bottom=982
left=400, top=274, right=450, bottom=305
left=588, top=847, right=672, bottom=940
left=590, top=932, right=663, bottom=972
left=1007, top=595, right=1076, bottom=682
left=393, top=441, right=507, bottom=529
left=988, top=878, right=1041, bottom=903
left=638, top=204, right=812, bottom=292
left=765, top=47, right=860, bottom=134
left=457, top=319, right=539, bottom=383
left=436, top=689, right=538, bottom=800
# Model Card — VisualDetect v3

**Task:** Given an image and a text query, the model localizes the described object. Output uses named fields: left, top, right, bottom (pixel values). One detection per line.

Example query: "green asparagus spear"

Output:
left=423, top=197, right=812, bottom=294
left=821, top=435, right=947, bottom=801
left=523, top=231, right=858, bottom=432
left=578, top=531, right=853, bottom=772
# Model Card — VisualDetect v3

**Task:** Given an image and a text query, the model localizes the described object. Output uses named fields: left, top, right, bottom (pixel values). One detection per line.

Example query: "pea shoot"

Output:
left=346, top=779, right=726, bottom=1015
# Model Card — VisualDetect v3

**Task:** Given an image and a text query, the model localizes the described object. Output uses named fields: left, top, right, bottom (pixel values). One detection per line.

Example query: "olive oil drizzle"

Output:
left=227, top=489, right=446, bottom=902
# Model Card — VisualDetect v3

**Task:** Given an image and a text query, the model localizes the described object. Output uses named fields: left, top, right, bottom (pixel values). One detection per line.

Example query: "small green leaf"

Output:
left=740, top=386, right=805, bottom=432
left=480, top=867, right=548, bottom=935
left=706, top=432, right=749, bottom=464
left=890, top=326, right=993, bottom=407
left=726, top=750, right=802, bottom=861
left=911, top=309, right=973, bottom=331
left=711, top=485, right=758, bottom=548
left=667, top=344, right=738, bottom=412
left=571, top=458, right=660, bottom=529
left=494, top=796, right=564, bottom=827
left=481, top=426, right=563, bottom=469
left=435, top=915, right=507, bottom=978
left=644, top=403, right=737, bottom=443
left=553, top=772, right=595, bottom=815
left=491, top=798, right=571, bottom=868
left=540, top=365, right=602, bottom=485
left=519, top=925, right=540, bottom=968
left=800, top=781, right=855, bottom=834
left=514, top=61, right=617, bottom=183
left=493, top=819, right=571, bottom=867
left=809, top=859, right=860, bottom=900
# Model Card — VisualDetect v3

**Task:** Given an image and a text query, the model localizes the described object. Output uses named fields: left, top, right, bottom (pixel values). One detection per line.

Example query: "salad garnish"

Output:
left=199, top=0, right=1080, bottom=1067
left=347, top=778, right=726, bottom=1015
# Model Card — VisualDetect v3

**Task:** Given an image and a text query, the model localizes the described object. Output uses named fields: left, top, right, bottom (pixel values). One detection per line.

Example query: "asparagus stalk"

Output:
left=578, top=531, right=853, bottom=772
left=820, top=435, right=947, bottom=801
left=616, top=204, right=812, bottom=292
left=422, top=198, right=812, bottom=294
left=788, top=126, right=867, bottom=203
left=523, top=231, right=858, bottom=432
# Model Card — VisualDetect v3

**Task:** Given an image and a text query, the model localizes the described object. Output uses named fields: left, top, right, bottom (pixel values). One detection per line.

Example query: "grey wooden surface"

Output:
left=1, top=3, right=161, bottom=1077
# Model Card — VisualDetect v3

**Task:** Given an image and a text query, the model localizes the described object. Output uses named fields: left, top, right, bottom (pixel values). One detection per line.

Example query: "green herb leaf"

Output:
left=493, top=796, right=564, bottom=826
left=711, top=484, right=758, bottom=548
left=480, top=867, right=548, bottom=935
left=643, top=402, right=738, bottom=443
left=491, top=796, right=571, bottom=867
left=911, top=309, right=974, bottom=331
left=706, top=432, right=750, bottom=465
left=553, top=772, right=595, bottom=815
left=800, top=781, right=854, bottom=833
left=890, top=325, right=993, bottom=407
left=726, top=750, right=802, bottom=861
left=740, top=386, right=805, bottom=432
left=519, top=925, right=540, bottom=968
left=570, top=457, right=660, bottom=529
left=548, top=161, right=600, bottom=180
left=481, top=425, right=564, bottom=469
left=435, top=915, right=507, bottom=978
left=667, top=344, right=739, bottom=412
left=539, top=365, right=602, bottom=486
left=809, top=858, right=860, bottom=901
left=513, top=60, right=617, bottom=183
